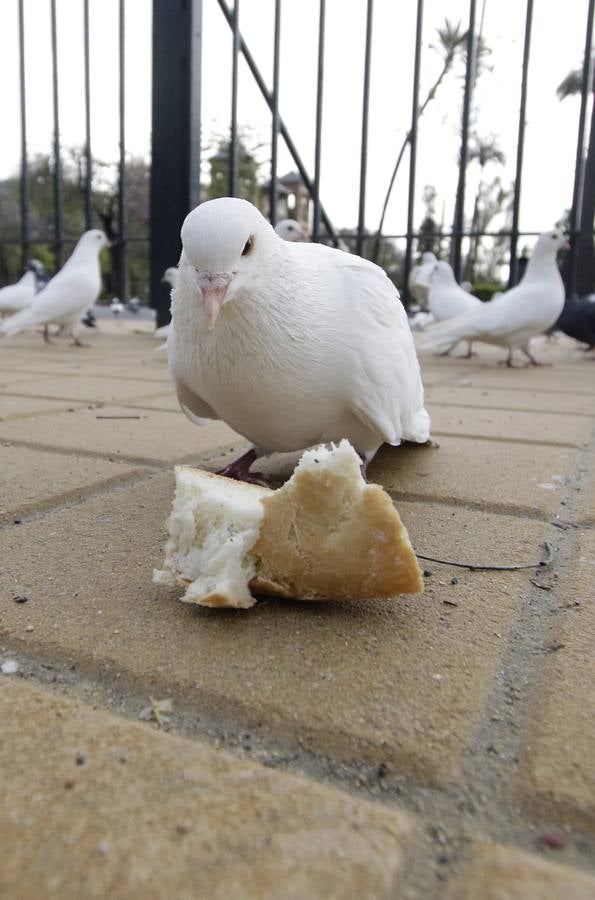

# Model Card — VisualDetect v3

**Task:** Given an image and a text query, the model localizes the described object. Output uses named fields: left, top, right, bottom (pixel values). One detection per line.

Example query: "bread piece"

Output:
left=153, top=440, right=423, bottom=608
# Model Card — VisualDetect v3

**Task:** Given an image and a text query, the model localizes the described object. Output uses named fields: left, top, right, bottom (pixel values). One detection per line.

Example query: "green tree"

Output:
left=464, top=135, right=506, bottom=281
left=206, top=136, right=263, bottom=204
left=373, top=19, right=468, bottom=261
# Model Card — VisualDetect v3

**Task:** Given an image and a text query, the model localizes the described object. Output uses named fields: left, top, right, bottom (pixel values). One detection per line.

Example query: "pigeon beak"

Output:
left=195, top=272, right=233, bottom=329
left=562, top=240, right=571, bottom=251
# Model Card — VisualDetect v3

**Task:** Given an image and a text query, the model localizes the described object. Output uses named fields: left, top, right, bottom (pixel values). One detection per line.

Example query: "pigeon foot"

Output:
left=216, top=448, right=268, bottom=487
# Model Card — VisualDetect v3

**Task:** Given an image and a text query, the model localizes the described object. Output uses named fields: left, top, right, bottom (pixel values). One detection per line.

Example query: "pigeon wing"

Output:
left=315, top=249, right=429, bottom=445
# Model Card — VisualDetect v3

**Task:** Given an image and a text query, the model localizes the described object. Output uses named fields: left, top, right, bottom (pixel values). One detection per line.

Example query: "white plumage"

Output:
left=274, top=219, right=308, bottom=242
left=168, top=198, right=430, bottom=476
left=408, top=251, right=437, bottom=309
left=427, top=260, right=482, bottom=357
left=0, top=230, right=109, bottom=346
left=421, top=231, right=568, bottom=366
left=0, top=270, right=36, bottom=315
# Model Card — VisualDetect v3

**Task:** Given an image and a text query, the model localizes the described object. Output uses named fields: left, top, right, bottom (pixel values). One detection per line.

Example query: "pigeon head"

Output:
left=431, top=261, right=456, bottom=285
left=535, top=230, right=570, bottom=254
left=274, top=219, right=307, bottom=242
left=78, top=229, right=110, bottom=252
left=181, top=198, right=276, bottom=329
left=421, top=252, right=437, bottom=265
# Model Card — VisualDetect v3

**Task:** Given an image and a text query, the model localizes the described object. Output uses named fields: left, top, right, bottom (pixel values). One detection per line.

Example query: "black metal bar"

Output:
left=50, top=0, right=63, bottom=268
left=229, top=0, right=240, bottom=197
left=403, top=0, right=424, bottom=305
left=189, top=0, right=203, bottom=209
left=451, top=0, right=477, bottom=279
left=567, top=0, right=595, bottom=298
left=356, top=0, right=374, bottom=257
left=269, top=0, right=281, bottom=224
left=508, top=0, right=534, bottom=288
left=117, top=0, right=127, bottom=299
left=215, top=0, right=338, bottom=245
left=18, top=0, right=29, bottom=270
left=83, top=0, right=93, bottom=230
left=150, top=0, right=202, bottom=327
left=312, top=0, right=325, bottom=239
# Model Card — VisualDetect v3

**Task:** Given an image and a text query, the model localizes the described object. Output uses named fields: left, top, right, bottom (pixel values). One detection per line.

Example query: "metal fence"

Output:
left=2, top=0, right=595, bottom=328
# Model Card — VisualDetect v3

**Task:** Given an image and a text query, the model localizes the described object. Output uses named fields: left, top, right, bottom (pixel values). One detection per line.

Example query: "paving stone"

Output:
left=444, top=843, right=595, bottom=899
left=368, top=438, right=577, bottom=519
left=124, top=391, right=180, bottom=412
left=424, top=384, right=595, bottom=417
left=0, top=369, right=46, bottom=387
left=427, top=404, right=591, bottom=448
left=0, top=471, right=546, bottom=784
left=0, top=444, right=140, bottom=523
left=0, top=374, right=170, bottom=404
left=0, top=395, right=86, bottom=421
left=519, top=531, right=595, bottom=831
left=0, top=405, right=238, bottom=464
left=444, top=368, right=595, bottom=396
left=0, top=680, right=414, bottom=900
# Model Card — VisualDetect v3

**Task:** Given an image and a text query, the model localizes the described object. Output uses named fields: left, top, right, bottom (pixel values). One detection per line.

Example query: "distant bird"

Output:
left=422, top=230, right=569, bottom=366
left=168, top=197, right=430, bottom=482
left=408, top=251, right=437, bottom=309
left=153, top=267, right=179, bottom=343
left=126, top=296, right=142, bottom=313
left=274, top=219, right=308, bottom=242
left=27, top=259, right=51, bottom=292
left=409, top=310, right=435, bottom=331
left=0, top=230, right=109, bottom=346
left=110, top=298, right=125, bottom=316
left=0, top=270, right=36, bottom=316
left=427, top=260, right=482, bottom=357
left=557, top=295, right=595, bottom=352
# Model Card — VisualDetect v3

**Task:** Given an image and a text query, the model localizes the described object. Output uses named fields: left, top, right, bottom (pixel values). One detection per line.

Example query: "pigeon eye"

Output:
left=242, top=236, right=254, bottom=256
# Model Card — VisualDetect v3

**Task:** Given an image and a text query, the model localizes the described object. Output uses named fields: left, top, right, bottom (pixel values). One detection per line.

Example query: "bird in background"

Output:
left=0, top=270, right=36, bottom=316
left=28, top=259, right=51, bottom=292
left=168, top=197, right=430, bottom=484
left=0, top=230, right=109, bottom=347
left=556, top=294, right=595, bottom=353
left=408, top=251, right=437, bottom=309
left=427, top=260, right=482, bottom=358
left=274, top=219, right=308, bottom=242
left=421, top=230, right=569, bottom=366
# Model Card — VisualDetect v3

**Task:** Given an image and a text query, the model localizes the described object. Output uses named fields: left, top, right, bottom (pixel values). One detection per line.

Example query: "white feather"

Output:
left=421, top=231, right=567, bottom=360
left=168, top=198, right=430, bottom=462
left=0, top=230, right=108, bottom=338
left=408, top=251, right=437, bottom=309
left=0, top=271, right=36, bottom=314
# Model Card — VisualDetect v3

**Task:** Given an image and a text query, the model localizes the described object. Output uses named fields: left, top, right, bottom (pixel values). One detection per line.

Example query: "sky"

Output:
left=0, top=0, right=591, bottom=251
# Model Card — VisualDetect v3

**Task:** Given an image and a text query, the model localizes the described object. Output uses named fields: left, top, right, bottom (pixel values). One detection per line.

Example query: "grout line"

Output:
left=430, top=430, right=583, bottom=450
left=425, top=400, right=595, bottom=420
left=0, top=437, right=170, bottom=470
left=0, top=467, right=160, bottom=528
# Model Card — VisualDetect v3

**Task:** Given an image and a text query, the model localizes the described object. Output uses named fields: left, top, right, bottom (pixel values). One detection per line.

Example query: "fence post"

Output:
left=149, top=0, right=203, bottom=328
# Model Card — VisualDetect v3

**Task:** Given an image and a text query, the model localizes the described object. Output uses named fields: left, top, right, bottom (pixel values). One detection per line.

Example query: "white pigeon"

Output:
left=168, top=197, right=430, bottom=482
left=110, top=298, right=125, bottom=316
left=408, top=251, right=437, bottom=309
left=153, top=267, right=179, bottom=343
left=0, top=270, right=36, bottom=316
left=0, top=230, right=109, bottom=346
left=409, top=310, right=435, bottom=331
left=421, top=230, right=569, bottom=366
left=427, top=261, right=482, bottom=357
left=274, top=218, right=308, bottom=242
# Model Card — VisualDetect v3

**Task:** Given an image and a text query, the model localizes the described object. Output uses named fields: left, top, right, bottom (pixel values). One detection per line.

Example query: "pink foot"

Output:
left=216, top=448, right=268, bottom=486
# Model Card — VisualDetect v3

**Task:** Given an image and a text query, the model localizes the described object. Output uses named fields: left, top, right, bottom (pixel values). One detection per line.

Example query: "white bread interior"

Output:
left=153, top=440, right=423, bottom=608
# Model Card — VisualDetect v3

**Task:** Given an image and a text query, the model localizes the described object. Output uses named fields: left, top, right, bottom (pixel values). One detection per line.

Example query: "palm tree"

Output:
left=558, top=63, right=595, bottom=296
left=372, top=20, right=467, bottom=262
left=464, top=135, right=505, bottom=281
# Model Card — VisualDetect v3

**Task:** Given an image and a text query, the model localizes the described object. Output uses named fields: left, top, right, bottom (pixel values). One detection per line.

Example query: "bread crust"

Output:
left=154, top=443, right=423, bottom=607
